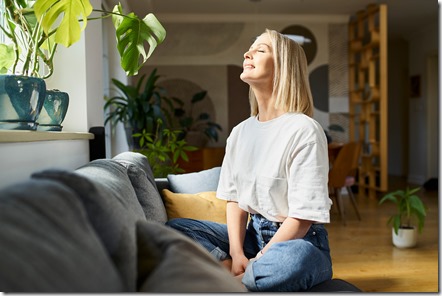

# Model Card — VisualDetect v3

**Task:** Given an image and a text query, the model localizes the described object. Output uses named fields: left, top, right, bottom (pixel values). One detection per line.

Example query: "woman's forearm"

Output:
left=226, top=201, right=249, bottom=257
left=260, top=217, right=312, bottom=255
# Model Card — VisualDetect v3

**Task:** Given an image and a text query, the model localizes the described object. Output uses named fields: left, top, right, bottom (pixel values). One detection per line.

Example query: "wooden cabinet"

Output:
left=348, top=4, right=388, bottom=198
left=178, top=147, right=225, bottom=173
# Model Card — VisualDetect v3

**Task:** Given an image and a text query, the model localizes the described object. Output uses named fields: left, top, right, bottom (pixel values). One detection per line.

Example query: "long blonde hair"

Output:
left=249, top=29, right=314, bottom=117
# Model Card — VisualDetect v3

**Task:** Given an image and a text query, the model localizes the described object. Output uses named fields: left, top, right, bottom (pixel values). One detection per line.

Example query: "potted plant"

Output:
left=0, top=0, right=165, bottom=130
left=173, top=90, right=222, bottom=147
left=134, top=119, right=198, bottom=177
left=104, top=68, right=176, bottom=150
left=378, top=187, right=427, bottom=248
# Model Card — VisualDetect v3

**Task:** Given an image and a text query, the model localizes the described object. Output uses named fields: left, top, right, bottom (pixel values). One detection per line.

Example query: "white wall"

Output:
left=147, top=19, right=341, bottom=145
left=406, top=21, right=439, bottom=184
left=0, top=0, right=108, bottom=189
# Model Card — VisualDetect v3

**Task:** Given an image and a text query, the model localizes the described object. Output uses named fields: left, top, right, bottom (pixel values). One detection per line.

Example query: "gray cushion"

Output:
left=167, top=166, right=221, bottom=194
left=0, top=179, right=124, bottom=292
left=113, top=153, right=167, bottom=223
left=32, top=159, right=145, bottom=292
left=136, top=220, right=246, bottom=292
left=113, top=152, right=157, bottom=187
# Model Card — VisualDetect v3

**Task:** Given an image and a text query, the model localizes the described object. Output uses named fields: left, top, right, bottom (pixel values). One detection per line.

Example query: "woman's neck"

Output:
left=255, top=94, right=286, bottom=122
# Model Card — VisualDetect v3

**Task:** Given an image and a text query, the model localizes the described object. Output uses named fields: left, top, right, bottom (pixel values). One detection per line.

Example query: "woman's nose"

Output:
left=244, top=50, right=251, bottom=59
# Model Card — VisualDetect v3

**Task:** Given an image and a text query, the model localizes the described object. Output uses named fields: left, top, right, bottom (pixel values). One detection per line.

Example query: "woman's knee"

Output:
left=243, top=240, right=332, bottom=291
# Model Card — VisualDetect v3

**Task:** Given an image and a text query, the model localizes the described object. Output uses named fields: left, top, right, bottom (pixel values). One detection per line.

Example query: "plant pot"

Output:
left=392, top=227, right=418, bottom=248
left=37, top=90, right=69, bottom=131
left=0, top=75, right=46, bottom=130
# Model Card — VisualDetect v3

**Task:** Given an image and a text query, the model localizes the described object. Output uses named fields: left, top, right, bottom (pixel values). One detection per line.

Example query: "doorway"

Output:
left=426, top=54, right=439, bottom=180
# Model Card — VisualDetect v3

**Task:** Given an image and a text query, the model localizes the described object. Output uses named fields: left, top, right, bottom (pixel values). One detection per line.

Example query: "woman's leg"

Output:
left=166, top=218, right=260, bottom=261
left=166, top=218, right=231, bottom=260
left=242, top=224, right=333, bottom=292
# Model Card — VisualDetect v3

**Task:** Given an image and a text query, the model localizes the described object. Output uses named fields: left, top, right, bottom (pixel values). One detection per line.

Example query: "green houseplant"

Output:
left=104, top=68, right=177, bottom=149
left=0, top=0, right=165, bottom=77
left=0, top=0, right=165, bottom=130
left=134, top=119, right=197, bottom=177
left=378, top=186, right=427, bottom=248
left=173, top=90, right=222, bottom=147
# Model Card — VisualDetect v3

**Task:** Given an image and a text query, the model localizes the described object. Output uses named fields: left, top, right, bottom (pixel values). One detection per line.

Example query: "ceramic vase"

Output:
left=0, top=75, right=46, bottom=130
left=37, top=90, right=69, bottom=131
left=392, top=227, right=418, bottom=248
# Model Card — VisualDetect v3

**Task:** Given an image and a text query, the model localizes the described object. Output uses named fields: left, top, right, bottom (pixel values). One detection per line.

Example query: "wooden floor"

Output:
left=327, top=176, right=439, bottom=292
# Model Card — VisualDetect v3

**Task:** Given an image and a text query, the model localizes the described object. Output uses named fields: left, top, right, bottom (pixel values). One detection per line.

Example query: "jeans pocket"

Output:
left=303, top=225, right=330, bottom=253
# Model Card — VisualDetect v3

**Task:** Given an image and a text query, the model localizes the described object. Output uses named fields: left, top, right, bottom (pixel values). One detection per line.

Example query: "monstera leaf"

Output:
left=0, top=44, right=15, bottom=74
left=34, top=0, right=93, bottom=47
left=112, top=4, right=166, bottom=76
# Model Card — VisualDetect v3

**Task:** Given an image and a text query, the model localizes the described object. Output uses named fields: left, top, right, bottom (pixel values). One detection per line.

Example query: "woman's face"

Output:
left=240, top=33, right=274, bottom=87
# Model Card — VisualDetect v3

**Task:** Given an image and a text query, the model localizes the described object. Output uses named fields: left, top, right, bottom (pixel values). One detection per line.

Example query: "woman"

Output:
left=166, top=28, right=332, bottom=292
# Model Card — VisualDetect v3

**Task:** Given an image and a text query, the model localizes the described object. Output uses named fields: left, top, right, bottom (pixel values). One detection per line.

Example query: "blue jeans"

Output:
left=166, top=214, right=333, bottom=292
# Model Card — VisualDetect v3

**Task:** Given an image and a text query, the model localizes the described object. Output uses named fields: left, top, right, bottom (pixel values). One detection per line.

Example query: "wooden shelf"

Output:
left=349, top=3, right=388, bottom=197
left=0, top=130, right=94, bottom=143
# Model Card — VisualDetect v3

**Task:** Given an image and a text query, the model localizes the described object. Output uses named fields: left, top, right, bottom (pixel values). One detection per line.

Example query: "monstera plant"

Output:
left=0, top=0, right=166, bottom=78
left=0, top=0, right=165, bottom=131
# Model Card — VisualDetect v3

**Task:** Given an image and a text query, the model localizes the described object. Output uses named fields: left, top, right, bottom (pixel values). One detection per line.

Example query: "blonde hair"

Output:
left=249, top=29, right=314, bottom=117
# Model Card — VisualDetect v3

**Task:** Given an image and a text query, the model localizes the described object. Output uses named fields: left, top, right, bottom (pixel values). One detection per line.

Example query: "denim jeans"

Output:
left=166, top=214, right=333, bottom=292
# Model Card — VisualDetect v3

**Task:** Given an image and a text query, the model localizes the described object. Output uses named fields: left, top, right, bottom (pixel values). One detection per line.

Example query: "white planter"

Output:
left=392, top=227, right=418, bottom=248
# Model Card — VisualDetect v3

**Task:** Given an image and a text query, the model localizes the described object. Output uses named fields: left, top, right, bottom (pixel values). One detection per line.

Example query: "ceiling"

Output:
left=123, top=0, right=439, bottom=38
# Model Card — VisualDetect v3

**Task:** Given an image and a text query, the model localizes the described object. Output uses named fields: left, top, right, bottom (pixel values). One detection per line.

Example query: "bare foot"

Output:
left=221, top=259, right=232, bottom=271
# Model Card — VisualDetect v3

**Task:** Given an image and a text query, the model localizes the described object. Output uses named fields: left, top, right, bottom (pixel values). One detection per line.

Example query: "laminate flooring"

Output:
left=326, top=176, right=439, bottom=292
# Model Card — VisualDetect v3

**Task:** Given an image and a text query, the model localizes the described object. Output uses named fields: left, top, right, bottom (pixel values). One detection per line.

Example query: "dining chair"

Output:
left=328, top=141, right=362, bottom=225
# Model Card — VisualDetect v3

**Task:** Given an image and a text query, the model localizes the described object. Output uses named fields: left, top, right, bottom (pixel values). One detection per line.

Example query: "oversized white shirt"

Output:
left=216, top=112, right=332, bottom=223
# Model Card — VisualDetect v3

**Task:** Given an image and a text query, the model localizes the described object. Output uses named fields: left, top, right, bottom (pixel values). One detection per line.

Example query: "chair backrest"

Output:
left=328, top=141, right=362, bottom=187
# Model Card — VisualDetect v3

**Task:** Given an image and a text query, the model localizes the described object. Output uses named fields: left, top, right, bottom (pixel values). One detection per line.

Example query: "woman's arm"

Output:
left=226, top=201, right=249, bottom=275
left=256, top=217, right=312, bottom=258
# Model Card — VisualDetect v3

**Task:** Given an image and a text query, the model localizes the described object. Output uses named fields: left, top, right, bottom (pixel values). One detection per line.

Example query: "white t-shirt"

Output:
left=216, top=112, right=332, bottom=223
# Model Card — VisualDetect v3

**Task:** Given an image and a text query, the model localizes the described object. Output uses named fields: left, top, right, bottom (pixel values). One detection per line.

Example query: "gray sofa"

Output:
left=0, top=151, right=361, bottom=292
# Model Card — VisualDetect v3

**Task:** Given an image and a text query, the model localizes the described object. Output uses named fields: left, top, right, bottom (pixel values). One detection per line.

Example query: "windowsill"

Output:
left=0, top=130, right=94, bottom=143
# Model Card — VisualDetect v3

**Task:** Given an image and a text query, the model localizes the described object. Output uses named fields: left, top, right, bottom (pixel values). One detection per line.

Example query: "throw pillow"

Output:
left=167, top=166, right=221, bottom=194
left=118, top=162, right=168, bottom=223
left=162, top=189, right=226, bottom=223
left=136, top=220, right=246, bottom=292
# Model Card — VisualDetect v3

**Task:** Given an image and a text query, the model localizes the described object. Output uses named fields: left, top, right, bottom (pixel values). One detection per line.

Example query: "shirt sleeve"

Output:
left=216, top=135, right=238, bottom=202
left=287, top=139, right=332, bottom=223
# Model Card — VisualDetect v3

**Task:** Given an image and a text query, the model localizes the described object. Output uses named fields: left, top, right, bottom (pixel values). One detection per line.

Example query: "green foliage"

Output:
left=173, top=90, right=222, bottom=143
left=104, top=68, right=176, bottom=149
left=0, top=0, right=165, bottom=78
left=378, top=187, right=427, bottom=235
left=134, top=119, right=198, bottom=178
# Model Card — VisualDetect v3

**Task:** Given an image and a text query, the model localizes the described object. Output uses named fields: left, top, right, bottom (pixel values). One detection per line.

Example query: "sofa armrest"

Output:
left=155, top=178, right=170, bottom=194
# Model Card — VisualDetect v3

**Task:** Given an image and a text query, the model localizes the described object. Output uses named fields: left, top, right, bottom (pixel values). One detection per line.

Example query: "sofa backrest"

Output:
left=0, top=179, right=124, bottom=292
left=112, top=152, right=168, bottom=223
left=32, top=159, right=146, bottom=291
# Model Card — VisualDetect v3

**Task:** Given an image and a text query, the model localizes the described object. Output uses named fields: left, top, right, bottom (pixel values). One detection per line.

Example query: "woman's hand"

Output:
left=231, top=253, right=249, bottom=276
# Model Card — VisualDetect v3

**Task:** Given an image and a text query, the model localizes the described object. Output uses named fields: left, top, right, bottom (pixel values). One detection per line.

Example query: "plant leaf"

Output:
left=0, top=44, right=15, bottom=74
left=112, top=5, right=166, bottom=76
left=35, top=0, right=93, bottom=47
left=191, top=90, right=207, bottom=103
